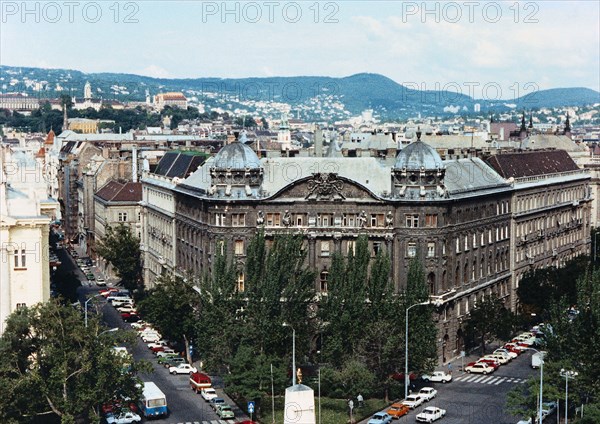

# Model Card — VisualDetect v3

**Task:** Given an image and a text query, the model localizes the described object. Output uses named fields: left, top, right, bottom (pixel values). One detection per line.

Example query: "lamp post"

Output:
left=529, top=348, right=545, bottom=424
left=84, top=293, right=103, bottom=327
left=283, top=322, right=296, bottom=386
left=99, top=327, right=119, bottom=336
left=405, top=300, right=431, bottom=399
left=560, top=368, right=578, bottom=424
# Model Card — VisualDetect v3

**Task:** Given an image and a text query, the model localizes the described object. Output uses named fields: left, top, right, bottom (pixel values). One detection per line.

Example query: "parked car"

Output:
left=387, top=403, right=410, bottom=419
left=155, top=348, right=176, bottom=357
left=483, top=353, right=510, bottom=365
left=161, top=357, right=185, bottom=368
left=156, top=354, right=179, bottom=364
left=367, top=412, right=393, bottom=424
left=401, top=394, right=424, bottom=409
left=116, top=305, right=137, bottom=313
left=105, top=409, right=141, bottom=424
left=209, top=397, right=226, bottom=410
left=100, top=288, right=120, bottom=297
left=216, top=404, right=235, bottom=420
left=201, top=387, right=218, bottom=401
left=122, top=314, right=140, bottom=323
left=86, top=273, right=95, bottom=281
left=415, top=406, right=446, bottom=423
left=465, top=363, right=494, bottom=374
left=191, top=372, right=213, bottom=393
left=418, top=387, right=437, bottom=401
left=147, top=340, right=169, bottom=350
left=141, top=333, right=162, bottom=343
left=421, top=371, right=452, bottom=383
left=475, top=358, right=500, bottom=370
left=169, top=364, right=197, bottom=375
left=494, top=348, right=518, bottom=359
left=504, top=342, right=528, bottom=353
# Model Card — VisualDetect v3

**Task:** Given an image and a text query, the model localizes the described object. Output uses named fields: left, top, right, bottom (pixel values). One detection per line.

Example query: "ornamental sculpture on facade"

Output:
left=305, top=172, right=346, bottom=201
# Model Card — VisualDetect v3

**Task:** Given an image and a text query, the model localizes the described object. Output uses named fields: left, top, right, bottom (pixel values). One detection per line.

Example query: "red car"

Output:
left=476, top=359, right=500, bottom=370
left=100, top=288, right=119, bottom=297
left=101, top=400, right=138, bottom=415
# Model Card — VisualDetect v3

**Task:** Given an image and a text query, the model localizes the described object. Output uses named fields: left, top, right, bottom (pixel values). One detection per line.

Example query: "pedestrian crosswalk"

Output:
left=171, top=421, right=235, bottom=424
left=454, top=374, right=528, bottom=385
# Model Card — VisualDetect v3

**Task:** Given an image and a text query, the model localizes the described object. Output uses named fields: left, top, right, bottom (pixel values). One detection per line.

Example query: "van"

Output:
left=112, top=298, right=134, bottom=307
left=107, top=294, right=132, bottom=304
left=139, top=381, right=167, bottom=418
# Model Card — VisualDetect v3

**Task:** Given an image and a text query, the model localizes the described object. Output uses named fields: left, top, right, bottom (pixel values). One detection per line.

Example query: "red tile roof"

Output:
left=95, top=181, right=142, bottom=202
left=95, top=181, right=124, bottom=201
left=485, top=150, right=579, bottom=179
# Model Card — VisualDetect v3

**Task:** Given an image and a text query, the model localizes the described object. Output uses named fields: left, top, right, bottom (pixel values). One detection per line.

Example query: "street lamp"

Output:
left=99, top=327, right=119, bottom=336
left=560, top=368, right=578, bottom=424
left=404, top=300, right=432, bottom=399
left=84, top=293, right=103, bottom=327
left=529, top=348, right=545, bottom=424
left=282, top=322, right=296, bottom=386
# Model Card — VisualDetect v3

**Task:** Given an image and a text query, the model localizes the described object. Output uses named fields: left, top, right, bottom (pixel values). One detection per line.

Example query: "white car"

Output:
left=494, top=348, right=518, bottom=359
left=482, top=354, right=510, bottom=365
left=421, top=371, right=452, bottom=383
left=169, top=363, right=198, bottom=375
left=105, top=410, right=141, bottom=424
left=141, top=333, right=162, bottom=343
left=156, top=348, right=176, bottom=357
left=401, top=394, right=424, bottom=409
left=465, top=363, right=494, bottom=374
left=116, top=305, right=137, bottom=313
left=418, top=387, right=437, bottom=401
left=416, top=406, right=446, bottom=423
left=201, top=387, right=218, bottom=401
left=147, top=340, right=169, bottom=349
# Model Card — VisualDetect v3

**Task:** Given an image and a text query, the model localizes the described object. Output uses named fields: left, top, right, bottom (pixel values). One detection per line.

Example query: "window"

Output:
left=266, top=213, right=281, bottom=226
left=347, top=240, right=356, bottom=255
left=317, top=213, right=332, bottom=227
left=235, top=240, right=245, bottom=256
left=481, top=232, right=485, bottom=246
left=237, top=273, right=245, bottom=292
left=118, top=212, right=128, bottom=222
left=405, top=214, right=419, bottom=227
left=320, top=271, right=329, bottom=293
left=464, top=235, right=468, bottom=251
left=16, top=303, right=26, bottom=310
left=342, top=213, right=356, bottom=227
left=215, top=213, right=226, bottom=226
left=488, top=229, right=492, bottom=244
left=427, top=242, right=436, bottom=258
left=373, top=241, right=383, bottom=256
left=370, top=214, right=384, bottom=227
left=13, top=249, right=26, bottom=269
left=407, top=242, right=417, bottom=257
left=320, top=241, right=330, bottom=257
left=425, top=214, right=438, bottom=227
left=456, top=238, right=460, bottom=253
left=216, top=240, right=225, bottom=255
left=232, top=213, right=246, bottom=226
left=296, top=214, right=304, bottom=226
left=472, top=233, right=477, bottom=248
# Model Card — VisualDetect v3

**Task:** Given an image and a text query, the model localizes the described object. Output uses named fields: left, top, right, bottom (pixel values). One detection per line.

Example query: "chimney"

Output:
left=132, top=144, right=138, bottom=183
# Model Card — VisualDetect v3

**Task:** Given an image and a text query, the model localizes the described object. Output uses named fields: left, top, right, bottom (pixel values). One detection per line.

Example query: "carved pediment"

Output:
left=305, top=173, right=346, bottom=201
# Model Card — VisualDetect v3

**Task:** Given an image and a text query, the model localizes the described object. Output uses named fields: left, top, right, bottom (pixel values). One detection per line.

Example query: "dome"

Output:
left=395, top=140, right=444, bottom=170
left=213, top=141, right=261, bottom=169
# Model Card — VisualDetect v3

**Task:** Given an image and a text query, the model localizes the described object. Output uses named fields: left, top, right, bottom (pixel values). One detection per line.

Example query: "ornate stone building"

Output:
left=141, top=134, right=591, bottom=363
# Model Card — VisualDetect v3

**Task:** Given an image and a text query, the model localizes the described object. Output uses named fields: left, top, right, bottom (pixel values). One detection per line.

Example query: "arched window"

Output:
left=319, top=270, right=329, bottom=293
left=427, top=272, right=435, bottom=295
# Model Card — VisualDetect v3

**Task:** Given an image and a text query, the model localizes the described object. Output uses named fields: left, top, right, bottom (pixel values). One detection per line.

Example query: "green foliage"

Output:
left=0, top=301, right=146, bottom=423
left=320, top=359, right=376, bottom=399
left=137, top=274, right=200, bottom=364
left=96, top=224, right=141, bottom=292
left=464, top=294, right=516, bottom=355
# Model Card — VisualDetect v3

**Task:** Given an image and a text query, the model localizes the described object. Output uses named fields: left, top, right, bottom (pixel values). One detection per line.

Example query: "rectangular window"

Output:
left=234, top=240, right=245, bottom=256
left=464, top=235, right=468, bottom=251
left=217, top=240, right=225, bottom=255
left=237, top=273, right=245, bottom=292
left=425, top=214, right=438, bottom=227
left=231, top=213, right=246, bottom=226
left=215, top=213, right=226, bottom=226
left=320, top=241, right=330, bottom=257
left=342, top=213, right=356, bottom=227
left=427, top=242, right=436, bottom=258
left=472, top=233, right=477, bottom=248
left=320, top=271, right=328, bottom=293
left=13, top=249, right=18, bottom=268
left=317, top=213, right=332, bottom=227
left=405, top=214, right=419, bottom=228
left=407, top=242, right=417, bottom=258
left=347, top=240, right=356, bottom=255
left=373, top=241, right=383, bottom=256
left=481, top=232, right=485, bottom=246
left=266, top=213, right=281, bottom=227
left=118, top=212, right=128, bottom=222
left=296, top=214, right=304, bottom=226
left=488, top=229, right=492, bottom=244
left=370, top=214, right=384, bottom=227
left=334, top=216, right=342, bottom=226
left=456, top=238, right=460, bottom=253
left=16, top=303, right=26, bottom=310
left=13, top=249, right=26, bottom=269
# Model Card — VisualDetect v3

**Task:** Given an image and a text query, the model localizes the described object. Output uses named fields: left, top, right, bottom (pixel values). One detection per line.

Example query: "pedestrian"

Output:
left=357, top=393, right=364, bottom=408
left=448, top=362, right=453, bottom=375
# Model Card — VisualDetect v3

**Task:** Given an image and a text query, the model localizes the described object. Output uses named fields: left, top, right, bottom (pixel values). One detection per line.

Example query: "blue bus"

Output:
left=139, top=381, right=168, bottom=418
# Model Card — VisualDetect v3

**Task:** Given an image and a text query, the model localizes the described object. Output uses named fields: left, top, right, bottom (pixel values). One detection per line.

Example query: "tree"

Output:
left=403, top=259, right=438, bottom=374
left=136, top=274, right=201, bottom=365
left=464, top=294, right=516, bottom=355
left=0, top=300, right=146, bottom=424
left=96, top=224, right=141, bottom=292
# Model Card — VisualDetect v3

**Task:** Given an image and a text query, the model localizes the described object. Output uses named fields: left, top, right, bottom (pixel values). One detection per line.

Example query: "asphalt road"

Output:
left=360, top=351, right=557, bottom=424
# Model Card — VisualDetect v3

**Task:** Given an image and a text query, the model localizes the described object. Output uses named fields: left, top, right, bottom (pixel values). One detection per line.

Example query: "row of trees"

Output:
left=507, top=258, right=600, bottom=423
left=136, top=233, right=439, bottom=414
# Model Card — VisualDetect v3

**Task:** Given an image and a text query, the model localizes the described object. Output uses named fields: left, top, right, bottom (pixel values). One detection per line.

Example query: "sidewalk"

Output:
left=439, top=340, right=504, bottom=375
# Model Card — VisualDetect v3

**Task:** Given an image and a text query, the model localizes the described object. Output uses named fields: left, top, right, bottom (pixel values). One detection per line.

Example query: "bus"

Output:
left=139, top=381, right=168, bottom=418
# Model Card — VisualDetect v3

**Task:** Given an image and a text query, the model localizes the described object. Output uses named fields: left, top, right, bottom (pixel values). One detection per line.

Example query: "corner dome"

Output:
left=395, top=140, right=444, bottom=170
left=213, top=141, right=261, bottom=169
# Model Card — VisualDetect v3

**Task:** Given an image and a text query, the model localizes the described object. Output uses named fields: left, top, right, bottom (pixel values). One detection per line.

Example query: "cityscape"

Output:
left=0, top=2, right=599, bottom=424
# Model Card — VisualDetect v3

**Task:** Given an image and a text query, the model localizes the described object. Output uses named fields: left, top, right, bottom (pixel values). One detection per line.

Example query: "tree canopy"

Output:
left=96, top=224, right=142, bottom=292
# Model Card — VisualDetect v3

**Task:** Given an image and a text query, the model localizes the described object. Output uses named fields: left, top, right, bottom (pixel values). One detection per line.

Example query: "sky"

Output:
left=1, top=1, right=599, bottom=97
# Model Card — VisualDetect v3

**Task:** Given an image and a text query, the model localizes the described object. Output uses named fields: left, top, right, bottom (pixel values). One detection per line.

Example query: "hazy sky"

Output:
left=2, top=1, right=599, bottom=96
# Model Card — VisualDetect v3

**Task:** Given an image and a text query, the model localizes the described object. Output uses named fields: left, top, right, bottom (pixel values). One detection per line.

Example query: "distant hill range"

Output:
left=1, top=65, right=598, bottom=120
